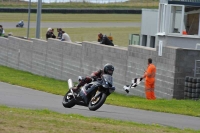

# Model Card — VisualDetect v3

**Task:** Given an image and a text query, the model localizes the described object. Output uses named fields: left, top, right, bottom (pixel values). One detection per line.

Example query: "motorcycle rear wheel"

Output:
left=62, top=91, right=76, bottom=108
left=88, top=93, right=107, bottom=111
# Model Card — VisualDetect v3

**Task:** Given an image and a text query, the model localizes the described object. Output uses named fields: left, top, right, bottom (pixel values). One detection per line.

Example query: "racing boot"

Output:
left=70, top=86, right=80, bottom=95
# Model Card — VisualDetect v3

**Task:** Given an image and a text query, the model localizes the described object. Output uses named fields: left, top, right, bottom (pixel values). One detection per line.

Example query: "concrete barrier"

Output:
left=31, top=39, right=47, bottom=76
left=0, top=36, right=198, bottom=99
left=0, top=37, right=8, bottom=66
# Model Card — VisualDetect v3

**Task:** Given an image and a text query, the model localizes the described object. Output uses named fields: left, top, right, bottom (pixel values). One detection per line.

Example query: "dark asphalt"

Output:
left=1, top=22, right=141, bottom=29
left=0, top=82, right=200, bottom=130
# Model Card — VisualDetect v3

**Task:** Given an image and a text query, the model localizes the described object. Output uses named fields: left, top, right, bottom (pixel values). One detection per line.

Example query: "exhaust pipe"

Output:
left=68, top=79, right=74, bottom=89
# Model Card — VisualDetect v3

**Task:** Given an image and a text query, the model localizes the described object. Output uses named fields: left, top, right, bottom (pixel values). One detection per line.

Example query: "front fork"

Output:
left=91, top=90, right=102, bottom=102
left=79, top=84, right=99, bottom=104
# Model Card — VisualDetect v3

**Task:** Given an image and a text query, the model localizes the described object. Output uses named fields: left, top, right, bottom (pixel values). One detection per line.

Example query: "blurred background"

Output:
left=0, top=0, right=159, bottom=8
left=0, top=0, right=159, bottom=47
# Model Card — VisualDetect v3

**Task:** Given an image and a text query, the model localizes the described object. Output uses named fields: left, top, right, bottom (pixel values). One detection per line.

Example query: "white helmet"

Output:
left=47, top=28, right=52, bottom=31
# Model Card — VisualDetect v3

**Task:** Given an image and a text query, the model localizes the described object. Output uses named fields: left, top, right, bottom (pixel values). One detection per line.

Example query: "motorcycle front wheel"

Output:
left=62, top=91, right=76, bottom=108
left=88, top=93, right=107, bottom=111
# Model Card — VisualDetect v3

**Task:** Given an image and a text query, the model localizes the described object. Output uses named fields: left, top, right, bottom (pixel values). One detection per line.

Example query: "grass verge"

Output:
left=0, top=105, right=199, bottom=133
left=0, top=13, right=141, bottom=22
left=0, top=65, right=200, bottom=117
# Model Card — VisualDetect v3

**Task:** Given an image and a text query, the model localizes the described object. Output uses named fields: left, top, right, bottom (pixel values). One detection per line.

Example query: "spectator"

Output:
left=0, top=25, right=4, bottom=37
left=142, top=58, right=156, bottom=100
left=51, top=28, right=56, bottom=39
left=61, top=31, right=71, bottom=42
left=46, top=28, right=52, bottom=40
left=98, top=33, right=114, bottom=46
left=57, top=28, right=62, bottom=39
left=46, top=28, right=56, bottom=40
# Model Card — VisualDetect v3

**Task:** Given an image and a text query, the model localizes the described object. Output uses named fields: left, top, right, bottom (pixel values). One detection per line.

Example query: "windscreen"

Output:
left=102, top=74, right=113, bottom=87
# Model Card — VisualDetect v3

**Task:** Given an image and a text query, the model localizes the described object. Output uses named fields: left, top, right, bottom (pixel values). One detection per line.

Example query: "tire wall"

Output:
left=0, top=8, right=142, bottom=14
left=184, top=76, right=200, bottom=100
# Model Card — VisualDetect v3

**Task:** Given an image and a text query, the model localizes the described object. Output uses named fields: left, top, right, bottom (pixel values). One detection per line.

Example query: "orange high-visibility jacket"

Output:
left=144, top=64, right=156, bottom=87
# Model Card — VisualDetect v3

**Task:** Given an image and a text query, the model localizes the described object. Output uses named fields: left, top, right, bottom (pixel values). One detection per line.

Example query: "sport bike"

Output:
left=62, top=74, right=115, bottom=111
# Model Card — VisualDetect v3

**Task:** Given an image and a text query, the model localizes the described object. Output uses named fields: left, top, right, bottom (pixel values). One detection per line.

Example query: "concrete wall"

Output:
left=0, top=37, right=8, bottom=66
left=31, top=39, right=48, bottom=76
left=174, top=48, right=200, bottom=98
left=0, top=36, right=198, bottom=99
left=81, top=42, right=128, bottom=93
left=126, top=45, right=177, bottom=99
left=61, top=40, right=83, bottom=81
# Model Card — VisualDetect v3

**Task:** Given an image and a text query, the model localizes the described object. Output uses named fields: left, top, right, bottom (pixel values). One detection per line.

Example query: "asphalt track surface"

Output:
left=1, top=22, right=141, bottom=29
left=0, top=82, right=200, bottom=130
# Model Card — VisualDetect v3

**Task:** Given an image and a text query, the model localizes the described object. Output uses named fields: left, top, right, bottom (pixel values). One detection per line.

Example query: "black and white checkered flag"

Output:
left=123, top=78, right=143, bottom=93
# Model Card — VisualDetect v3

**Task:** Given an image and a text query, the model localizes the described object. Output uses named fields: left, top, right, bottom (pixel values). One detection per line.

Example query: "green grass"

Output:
left=0, top=0, right=159, bottom=9
left=0, top=65, right=200, bottom=117
left=0, top=13, right=141, bottom=22
left=0, top=105, right=199, bottom=133
left=106, top=93, right=200, bottom=117
left=0, top=66, right=68, bottom=95
left=5, top=27, right=140, bottom=47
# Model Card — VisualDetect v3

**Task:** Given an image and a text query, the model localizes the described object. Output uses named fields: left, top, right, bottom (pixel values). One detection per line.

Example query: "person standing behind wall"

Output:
left=46, top=28, right=56, bottom=40
left=98, top=33, right=114, bottom=46
left=57, top=28, right=62, bottom=39
left=0, top=25, right=4, bottom=37
left=142, top=58, right=156, bottom=100
left=51, top=28, right=56, bottom=39
left=61, top=31, right=71, bottom=42
left=46, top=28, right=53, bottom=40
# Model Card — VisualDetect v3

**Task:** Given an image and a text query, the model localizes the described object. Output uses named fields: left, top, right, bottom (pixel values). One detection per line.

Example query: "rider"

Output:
left=18, top=20, right=24, bottom=27
left=71, top=63, right=114, bottom=94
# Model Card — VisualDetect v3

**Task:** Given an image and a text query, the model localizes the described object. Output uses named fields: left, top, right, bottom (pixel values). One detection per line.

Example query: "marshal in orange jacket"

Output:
left=143, top=63, right=156, bottom=100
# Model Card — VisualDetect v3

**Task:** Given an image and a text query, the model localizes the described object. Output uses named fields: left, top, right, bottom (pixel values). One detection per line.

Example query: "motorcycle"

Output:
left=16, top=23, right=24, bottom=28
left=62, top=74, right=115, bottom=111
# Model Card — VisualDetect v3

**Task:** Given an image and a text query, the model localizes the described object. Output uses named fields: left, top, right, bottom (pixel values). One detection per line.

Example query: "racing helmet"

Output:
left=104, top=63, right=114, bottom=76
